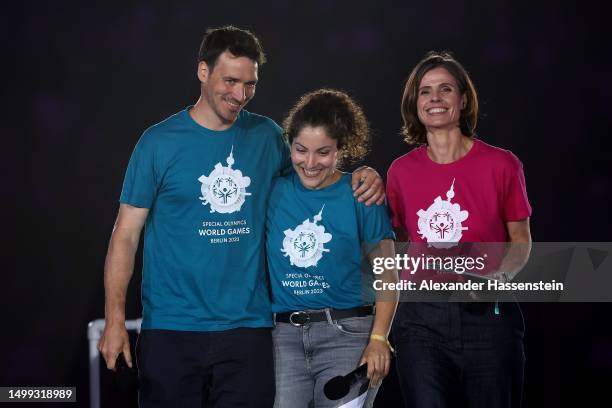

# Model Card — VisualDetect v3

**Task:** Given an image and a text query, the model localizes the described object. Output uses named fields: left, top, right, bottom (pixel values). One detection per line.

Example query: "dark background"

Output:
left=3, top=0, right=611, bottom=406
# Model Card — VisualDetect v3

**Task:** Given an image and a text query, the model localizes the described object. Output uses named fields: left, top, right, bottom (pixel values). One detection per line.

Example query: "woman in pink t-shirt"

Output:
left=387, top=51, right=532, bottom=408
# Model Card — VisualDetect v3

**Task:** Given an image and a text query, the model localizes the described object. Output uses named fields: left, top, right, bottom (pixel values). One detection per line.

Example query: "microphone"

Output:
left=323, top=363, right=368, bottom=400
left=115, top=352, right=139, bottom=392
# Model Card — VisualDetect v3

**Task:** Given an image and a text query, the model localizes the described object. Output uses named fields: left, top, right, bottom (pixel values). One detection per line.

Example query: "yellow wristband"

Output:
left=370, top=334, right=395, bottom=354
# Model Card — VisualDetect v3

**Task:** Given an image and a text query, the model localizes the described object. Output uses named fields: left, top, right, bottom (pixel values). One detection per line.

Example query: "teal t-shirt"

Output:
left=120, top=108, right=290, bottom=331
left=265, top=172, right=395, bottom=312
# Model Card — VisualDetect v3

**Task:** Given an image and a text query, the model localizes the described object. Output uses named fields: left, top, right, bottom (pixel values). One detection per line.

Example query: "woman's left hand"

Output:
left=351, top=166, right=385, bottom=206
left=359, top=339, right=392, bottom=387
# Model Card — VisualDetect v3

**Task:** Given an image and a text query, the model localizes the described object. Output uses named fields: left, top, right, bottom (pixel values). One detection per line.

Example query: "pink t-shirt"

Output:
left=387, top=139, right=532, bottom=280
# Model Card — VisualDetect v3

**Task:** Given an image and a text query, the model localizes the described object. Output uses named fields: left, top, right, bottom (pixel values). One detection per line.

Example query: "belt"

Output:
left=275, top=305, right=374, bottom=327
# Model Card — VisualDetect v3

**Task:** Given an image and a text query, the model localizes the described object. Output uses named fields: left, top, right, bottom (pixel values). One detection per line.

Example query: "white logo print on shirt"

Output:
left=198, top=146, right=251, bottom=213
left=417, top=178, right=469, bottom=248
left=282, top=205, right=332, bottom=268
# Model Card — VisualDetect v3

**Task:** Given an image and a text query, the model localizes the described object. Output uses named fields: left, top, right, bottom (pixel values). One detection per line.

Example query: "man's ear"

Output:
left=197, top=61, right=209, bottom=83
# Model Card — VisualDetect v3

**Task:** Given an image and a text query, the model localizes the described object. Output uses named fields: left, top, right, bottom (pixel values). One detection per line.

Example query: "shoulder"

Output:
left=138, top=109, right=187, bottom=146
left=238, top=110, right=283, bottom=137
left=238, top=111, right=286, bottom=158
left=339, top=173, right=356, bottom=193
left=272, top=172, right=293, bottom=188
left=474, top=139, right=523, bottom=171
left=388, top=145, right=424, bottom=178
left=270, top=173, right=294, bottom=196
left=267, top=174, right=298, bottom=216
left=343, top=174, right=385, bottom=211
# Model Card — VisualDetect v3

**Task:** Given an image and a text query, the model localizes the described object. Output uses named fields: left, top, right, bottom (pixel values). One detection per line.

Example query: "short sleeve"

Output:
left=503, top=154, right=532, bottom=222
left=356, top=199, right=396, bottom=247
left=119, top=131, right=159, bottom=208
left=386, top=164, right=405, bottom=230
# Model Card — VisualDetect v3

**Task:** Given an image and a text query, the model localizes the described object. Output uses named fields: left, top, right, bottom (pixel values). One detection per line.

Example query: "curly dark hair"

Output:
left=400, top=51, right=478, bottom=145
left=283, top=89, right=370, bottom=166
left=198, top=25, right=266, bottom=71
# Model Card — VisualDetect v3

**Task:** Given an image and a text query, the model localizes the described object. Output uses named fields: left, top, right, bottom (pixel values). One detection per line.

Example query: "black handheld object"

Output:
left=115, top=352, right=139, bottom=392
left=323, top=363, right=368, bottom=400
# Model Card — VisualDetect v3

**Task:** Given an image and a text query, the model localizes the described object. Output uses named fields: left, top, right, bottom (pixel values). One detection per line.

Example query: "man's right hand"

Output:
left=98, top=322, right=132, bottom=370
left=100, top=204, right=148, bottom=371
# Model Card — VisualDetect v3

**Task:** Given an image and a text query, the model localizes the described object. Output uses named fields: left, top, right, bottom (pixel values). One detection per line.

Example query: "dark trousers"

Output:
left=393, top=302, right=525, bottom=408
left=136, top=327, right=275, bottom=408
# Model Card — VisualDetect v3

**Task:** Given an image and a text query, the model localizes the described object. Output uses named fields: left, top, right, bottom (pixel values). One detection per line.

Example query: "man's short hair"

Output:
left=198, top=25, right=266, bottom=71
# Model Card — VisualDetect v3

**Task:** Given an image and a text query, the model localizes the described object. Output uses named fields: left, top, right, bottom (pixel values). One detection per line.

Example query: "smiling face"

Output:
left=416, top=67, right=467, bottom=131
left=291, top=126, right=340, bottom=190
left=199, top=50, right=258, bottom=129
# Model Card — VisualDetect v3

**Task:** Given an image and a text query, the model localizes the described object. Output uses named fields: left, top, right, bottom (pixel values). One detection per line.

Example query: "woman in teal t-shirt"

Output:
left=265, top=89, right=398, bottom=408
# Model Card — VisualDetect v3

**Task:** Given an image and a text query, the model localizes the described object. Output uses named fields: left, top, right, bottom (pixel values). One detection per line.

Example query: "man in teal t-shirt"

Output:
left=97, top=26, right=385, bottom=407
left=121, top=108, right=286, bottom=332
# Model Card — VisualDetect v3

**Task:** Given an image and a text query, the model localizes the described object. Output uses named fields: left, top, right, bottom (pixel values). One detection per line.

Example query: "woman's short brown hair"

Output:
left=283, top=88, right=370, bottom=165
left=400, top=51, right=479, bottom=145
